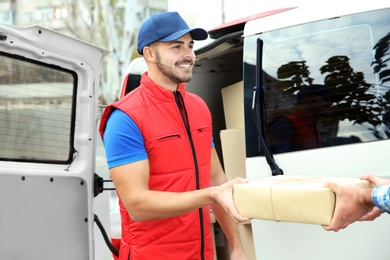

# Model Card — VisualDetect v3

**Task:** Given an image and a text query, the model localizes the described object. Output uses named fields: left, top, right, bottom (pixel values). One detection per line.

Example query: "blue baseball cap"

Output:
left=137, top=11, right=208, bottom=55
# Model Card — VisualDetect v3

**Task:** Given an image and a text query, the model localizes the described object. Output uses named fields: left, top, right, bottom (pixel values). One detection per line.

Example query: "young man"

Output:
left=99, top=11, right=249, bottom=260
left=322, top=175, right=390, bottom=232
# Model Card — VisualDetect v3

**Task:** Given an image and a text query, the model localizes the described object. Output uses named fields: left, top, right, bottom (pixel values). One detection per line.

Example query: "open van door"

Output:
left=190, top=3, right=390, bottom=259
left=0, top=24, right=108, bottom=260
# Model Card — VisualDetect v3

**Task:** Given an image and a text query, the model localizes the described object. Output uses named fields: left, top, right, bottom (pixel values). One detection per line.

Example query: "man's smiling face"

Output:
left=154, top=33, right=196, bottom=85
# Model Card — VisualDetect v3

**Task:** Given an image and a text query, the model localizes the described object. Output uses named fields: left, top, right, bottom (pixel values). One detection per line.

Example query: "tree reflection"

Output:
left=273, top=31, right=390, bottom=131
left=372, top=32, right=390, bottom=85
left=372, top=32, right=390, bottom=134
left=321, top=55, right=380, bottom=127
left=263, top=31, right=390, bottom=154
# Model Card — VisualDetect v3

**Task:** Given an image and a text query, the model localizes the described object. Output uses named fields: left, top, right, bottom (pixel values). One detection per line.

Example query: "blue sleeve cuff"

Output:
left=372, top=185, right=390, bottom=214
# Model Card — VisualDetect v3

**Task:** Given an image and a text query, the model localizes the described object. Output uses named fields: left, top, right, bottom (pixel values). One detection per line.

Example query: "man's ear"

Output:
left=143, top=45, right=157, bottom=62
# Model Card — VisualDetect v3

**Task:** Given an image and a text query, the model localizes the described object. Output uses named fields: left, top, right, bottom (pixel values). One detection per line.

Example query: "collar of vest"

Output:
left=141, top=72, right=187, bottom=100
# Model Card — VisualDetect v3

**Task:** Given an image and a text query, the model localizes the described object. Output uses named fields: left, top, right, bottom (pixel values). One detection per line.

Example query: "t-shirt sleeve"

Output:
left=103, top=109, right=148, bottom=169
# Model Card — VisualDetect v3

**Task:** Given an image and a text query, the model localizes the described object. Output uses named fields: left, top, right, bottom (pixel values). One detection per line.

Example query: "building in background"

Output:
left=0, top=0, right=168, bottom=103
left=0, top=0, right=167, bottom=28
left=0, top=0, right=67, bottom=30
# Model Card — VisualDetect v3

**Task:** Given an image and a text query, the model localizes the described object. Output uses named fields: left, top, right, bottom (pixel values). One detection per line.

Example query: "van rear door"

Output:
left=0, top=24, right=107, bottom=260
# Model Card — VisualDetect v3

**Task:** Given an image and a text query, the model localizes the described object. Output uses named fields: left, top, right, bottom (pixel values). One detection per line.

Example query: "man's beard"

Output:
left=155, top=51, right=192, bottom=84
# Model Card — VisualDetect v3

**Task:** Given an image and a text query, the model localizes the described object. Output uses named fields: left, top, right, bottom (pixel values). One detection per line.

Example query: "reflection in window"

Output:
left=0, top=53, right=76, bottom=163
left=243, top=8, right=390, bottom=156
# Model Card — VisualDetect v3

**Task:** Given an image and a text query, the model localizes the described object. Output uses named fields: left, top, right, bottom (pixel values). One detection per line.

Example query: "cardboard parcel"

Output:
left=233, top=175, right=374, bottom=225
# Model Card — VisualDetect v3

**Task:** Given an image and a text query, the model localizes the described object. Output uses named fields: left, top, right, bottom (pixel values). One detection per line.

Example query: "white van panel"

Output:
left=246, top=140, right=390, bottom=259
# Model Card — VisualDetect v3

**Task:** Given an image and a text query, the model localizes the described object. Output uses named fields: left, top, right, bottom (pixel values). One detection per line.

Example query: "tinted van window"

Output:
left=0, top=52, right=77, bottom=163
left=244, top=8, right=390, bottom=156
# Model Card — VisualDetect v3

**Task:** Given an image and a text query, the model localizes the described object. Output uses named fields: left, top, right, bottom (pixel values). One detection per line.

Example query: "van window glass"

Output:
left=0, top=52, right=76, bottom=163
left=243, top=8, right=390, bottom=156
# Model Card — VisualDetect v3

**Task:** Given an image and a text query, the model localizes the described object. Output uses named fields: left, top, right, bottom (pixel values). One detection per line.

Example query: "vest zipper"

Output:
left=174, top=91, right=205, bottom=260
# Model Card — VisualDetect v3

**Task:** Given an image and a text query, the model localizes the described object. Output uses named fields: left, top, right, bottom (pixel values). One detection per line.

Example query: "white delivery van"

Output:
left=1, top=2, right=390, bottom=260
left=185, top=2, right=390, bottom=260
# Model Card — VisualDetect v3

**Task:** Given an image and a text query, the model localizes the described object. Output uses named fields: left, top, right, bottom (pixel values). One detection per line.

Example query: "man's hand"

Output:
left=358, top=206, right=383, bottom=221
left=212, top=177, right=250, bottom=223
left=360, top=174, right=390, bottom=186
left=322, top=182, right=375, bottom=232
left=322, top=174, right=390, bottom=232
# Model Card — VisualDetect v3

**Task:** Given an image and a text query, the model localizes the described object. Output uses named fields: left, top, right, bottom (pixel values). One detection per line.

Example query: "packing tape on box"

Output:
left=267, top=176, right=324, bottom=221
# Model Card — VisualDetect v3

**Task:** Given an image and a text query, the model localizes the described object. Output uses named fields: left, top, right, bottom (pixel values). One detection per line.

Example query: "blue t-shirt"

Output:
left=103, top=109, right=148, bottom=168
left=103, top=109, right=214, bottom=169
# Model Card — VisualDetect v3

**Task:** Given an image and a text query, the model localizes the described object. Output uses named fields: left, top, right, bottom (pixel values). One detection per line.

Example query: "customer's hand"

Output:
left=322, top=174, right=390, bottom=231
left=360, top=174, right=390, bottom=186
left=322, top=182, right=374, bottom=232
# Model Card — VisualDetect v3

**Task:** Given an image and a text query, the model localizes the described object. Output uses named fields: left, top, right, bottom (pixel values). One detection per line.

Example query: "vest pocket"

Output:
left=155, top=133, right=181, bottom=141
left=192, top=126, right=212, bottom=164
left=196, top=126, right=212, bottom=133
left=136, top=217, right=183, bottom=247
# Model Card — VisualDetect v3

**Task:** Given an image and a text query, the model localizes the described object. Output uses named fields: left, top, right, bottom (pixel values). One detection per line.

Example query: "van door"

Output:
left=0, top=24, right=107, bottom=260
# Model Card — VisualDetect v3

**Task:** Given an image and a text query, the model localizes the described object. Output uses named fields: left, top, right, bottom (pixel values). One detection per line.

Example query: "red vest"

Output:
left=99, top=73, right=214, bottom=260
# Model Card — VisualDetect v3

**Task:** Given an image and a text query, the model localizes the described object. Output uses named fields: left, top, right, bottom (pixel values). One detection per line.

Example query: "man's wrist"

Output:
left=359, top=188, right=375, bottom=207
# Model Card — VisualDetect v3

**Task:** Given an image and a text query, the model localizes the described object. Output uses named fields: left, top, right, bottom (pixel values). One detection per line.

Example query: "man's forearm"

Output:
left=211, top=203, right=243, bottom=250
